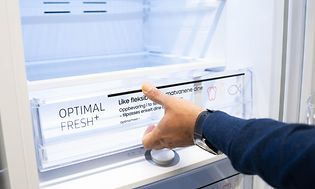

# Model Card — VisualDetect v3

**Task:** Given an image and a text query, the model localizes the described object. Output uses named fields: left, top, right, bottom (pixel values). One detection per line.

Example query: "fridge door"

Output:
left=299, top=0, right=315, bottom=123
left=279, top=0, right=315, bottom=124
left=0, top=119, right=9, bottom=189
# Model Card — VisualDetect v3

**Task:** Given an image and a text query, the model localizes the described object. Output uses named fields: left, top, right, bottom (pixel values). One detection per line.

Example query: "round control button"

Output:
left=150, top=149, right=175, bottom=165
left=145, top=148, right=180, bottom=167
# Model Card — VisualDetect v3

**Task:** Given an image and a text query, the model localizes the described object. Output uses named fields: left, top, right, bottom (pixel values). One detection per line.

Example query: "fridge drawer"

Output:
left=137, top=158, right=252, bottom=189
left=30, top=69, right=252, bottom=171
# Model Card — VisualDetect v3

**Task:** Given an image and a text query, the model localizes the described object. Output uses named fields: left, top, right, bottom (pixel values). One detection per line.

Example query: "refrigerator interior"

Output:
left=20, top=0, right=226, bottom=81
left=17, top=0, right=284, bottom=188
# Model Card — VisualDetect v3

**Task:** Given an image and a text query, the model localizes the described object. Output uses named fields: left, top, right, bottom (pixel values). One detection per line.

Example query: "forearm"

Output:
left=201, top=111, right=315, bottom=188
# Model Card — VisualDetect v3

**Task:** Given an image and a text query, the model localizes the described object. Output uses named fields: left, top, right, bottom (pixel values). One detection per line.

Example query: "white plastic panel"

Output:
left=145, top=0, right=226, bottom=59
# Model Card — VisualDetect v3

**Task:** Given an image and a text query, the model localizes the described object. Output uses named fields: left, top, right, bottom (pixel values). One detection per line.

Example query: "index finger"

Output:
left=141, top=83, right=169, bottom=106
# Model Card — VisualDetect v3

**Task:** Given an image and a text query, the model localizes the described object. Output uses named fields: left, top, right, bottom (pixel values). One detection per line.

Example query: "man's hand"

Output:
left=141, top=83, right=203, bottom=149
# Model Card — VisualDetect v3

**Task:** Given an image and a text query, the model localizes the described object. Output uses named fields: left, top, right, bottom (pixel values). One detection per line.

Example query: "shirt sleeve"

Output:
left=201, top=111, right=315, bottom=189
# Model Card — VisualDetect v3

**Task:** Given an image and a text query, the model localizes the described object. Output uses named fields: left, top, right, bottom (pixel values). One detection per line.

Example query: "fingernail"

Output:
left=142, top=83, right=154, bottom=93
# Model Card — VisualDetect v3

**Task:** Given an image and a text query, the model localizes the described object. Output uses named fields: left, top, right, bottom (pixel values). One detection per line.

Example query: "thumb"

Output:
left=141, top=83, right=168, bottom=106
left=143, top=124, right=156, bottom=136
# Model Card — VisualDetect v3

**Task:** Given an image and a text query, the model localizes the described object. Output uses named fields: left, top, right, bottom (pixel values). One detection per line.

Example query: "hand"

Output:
left=141, top=83, right=203, bottom=149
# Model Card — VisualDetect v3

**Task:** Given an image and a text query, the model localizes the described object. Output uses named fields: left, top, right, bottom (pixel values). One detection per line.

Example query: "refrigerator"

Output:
left=0, top=0, right=314, bottom=188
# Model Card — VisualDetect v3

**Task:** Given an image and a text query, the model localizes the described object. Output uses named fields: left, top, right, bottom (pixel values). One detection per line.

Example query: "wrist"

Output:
left=193, top=110, right=222, bottom=155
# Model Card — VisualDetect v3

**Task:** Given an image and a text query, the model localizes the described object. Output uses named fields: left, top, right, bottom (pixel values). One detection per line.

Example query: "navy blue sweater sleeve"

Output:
left=201, top=111, right=315, bottom=189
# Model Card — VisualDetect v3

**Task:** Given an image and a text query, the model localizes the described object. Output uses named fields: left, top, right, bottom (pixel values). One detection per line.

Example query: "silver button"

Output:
left=150, top=149, right=175, bottom=165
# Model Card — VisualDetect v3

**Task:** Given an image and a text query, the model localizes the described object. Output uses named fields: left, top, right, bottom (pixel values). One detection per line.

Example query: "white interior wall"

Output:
left=225, top=0, right=284, bottom=120
left=20, top=0, right=144, bottom=62
left=146, top=0, right=226, bottom=60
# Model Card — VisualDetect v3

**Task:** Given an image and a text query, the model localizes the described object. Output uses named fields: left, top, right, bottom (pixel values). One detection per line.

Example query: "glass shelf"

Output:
left=26, top=53, right=209, bottom=81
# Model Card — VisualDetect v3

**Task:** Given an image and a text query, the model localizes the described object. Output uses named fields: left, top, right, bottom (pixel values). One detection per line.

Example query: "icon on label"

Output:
left=207, top=86, right=217, bottom=101
left=228, top=84, right=241, bottom=96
